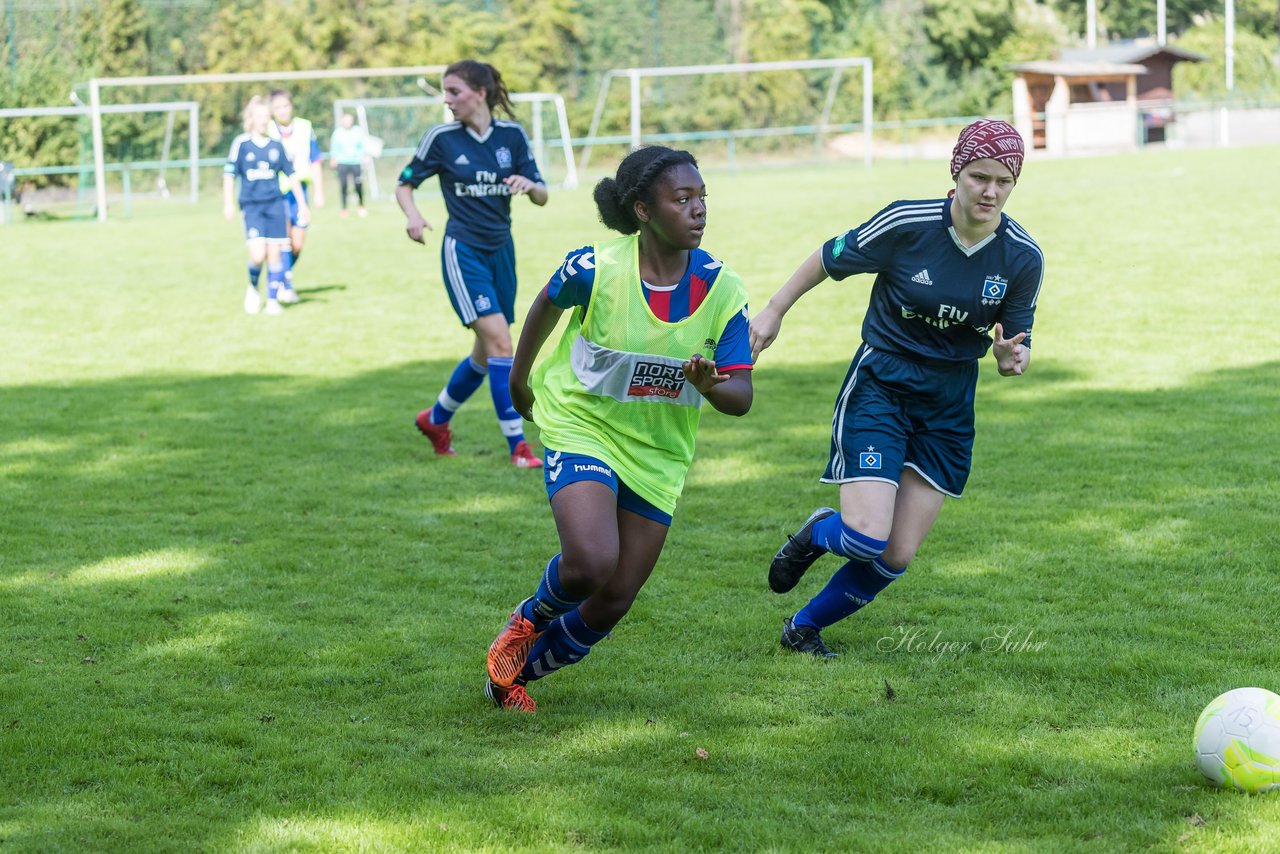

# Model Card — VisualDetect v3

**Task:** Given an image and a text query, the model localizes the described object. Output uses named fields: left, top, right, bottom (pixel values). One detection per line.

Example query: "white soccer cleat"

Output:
left=244, top=286, right=262, bottom=315
left=264, top=299, right=284, bottom=316
left=278, top=287, right=300, bottom=304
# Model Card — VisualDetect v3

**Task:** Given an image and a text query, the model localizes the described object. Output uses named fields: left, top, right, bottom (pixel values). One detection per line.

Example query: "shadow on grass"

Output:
left=1, top=358, right=1277, bottom=849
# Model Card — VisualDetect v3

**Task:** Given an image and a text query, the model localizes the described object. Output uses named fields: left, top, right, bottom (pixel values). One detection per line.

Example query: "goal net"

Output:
left=579, top=57, right=874, bottom=174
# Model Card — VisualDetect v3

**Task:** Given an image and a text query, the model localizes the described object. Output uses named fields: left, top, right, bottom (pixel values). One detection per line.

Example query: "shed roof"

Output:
left=1059, top=43, right=1206, bottom=64
left=1008, top=60, right=1149, bottom=77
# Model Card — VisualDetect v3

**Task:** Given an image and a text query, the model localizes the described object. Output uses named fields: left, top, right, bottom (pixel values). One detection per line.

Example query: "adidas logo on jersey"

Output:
left=911, top=269, right=933, bottom=286
left=454, top=154, right=470, bottom=165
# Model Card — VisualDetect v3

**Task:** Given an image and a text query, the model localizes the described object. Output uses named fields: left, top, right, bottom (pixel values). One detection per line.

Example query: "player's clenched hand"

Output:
left=749, top=306, right=782, bottom=362
left=683, top=354, right=729, bottom=394
left=223, top=202, right=236, bottom=222
left=992, top=322, right=1029, bottom=376
left=511, top=376, right=536, bottom=422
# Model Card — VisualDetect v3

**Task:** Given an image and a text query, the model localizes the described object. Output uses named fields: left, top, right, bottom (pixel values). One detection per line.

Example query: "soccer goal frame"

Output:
left=579, top=57, right=874, bottom=172
left=331, top=92, right=579, bottom=195
left=86, top=66, right=446, bottom=221
left=0, top=100, right=199, bottom=222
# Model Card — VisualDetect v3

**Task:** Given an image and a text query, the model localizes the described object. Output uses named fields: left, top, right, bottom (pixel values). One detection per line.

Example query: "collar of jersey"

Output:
left=942, top=199, right=1001, bottom=257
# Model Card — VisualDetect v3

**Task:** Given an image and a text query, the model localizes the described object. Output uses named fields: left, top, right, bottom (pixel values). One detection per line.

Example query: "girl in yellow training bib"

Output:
left=483, top=146, right=754, bottom=712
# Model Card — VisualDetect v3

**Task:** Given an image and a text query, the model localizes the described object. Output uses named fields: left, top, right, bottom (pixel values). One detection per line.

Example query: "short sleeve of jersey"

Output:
left=714, top=307, right=753, bottom=372
left=995, top=227, right=1044, bottom=348
left=512, top=128, right=543, bottom=185
left=223, top=138, right=239, bottom=175
left=277, top=143, right=295, bottom=177
left=398, top=130, right=445, bottom=189
left=820, top=203, right=903, bottom=281
left=544, top=246, right=595, bottom=309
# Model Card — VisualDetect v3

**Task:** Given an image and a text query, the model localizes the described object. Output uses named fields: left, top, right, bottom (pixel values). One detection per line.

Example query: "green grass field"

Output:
left=2, top=146, right=1279, bottom=852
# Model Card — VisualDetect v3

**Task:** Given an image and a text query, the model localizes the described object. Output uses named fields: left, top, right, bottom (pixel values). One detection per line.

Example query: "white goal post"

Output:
left=86, top=66, right=446, bottom=221
left=331, top=92, right=579, bottom=195
left=580, top=57, right=874, bottom=172
left=0, top=100, right=199, bottom=200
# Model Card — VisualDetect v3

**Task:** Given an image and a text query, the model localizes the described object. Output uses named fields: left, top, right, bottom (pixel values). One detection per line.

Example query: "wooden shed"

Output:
left=1010, top=43, right=1205, bottom=152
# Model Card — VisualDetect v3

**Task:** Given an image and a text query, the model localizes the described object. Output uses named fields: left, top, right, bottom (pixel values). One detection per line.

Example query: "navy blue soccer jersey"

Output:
left=398, top=120, right=544, bottom=251
left=822, top=198, right=1044, bottom=365
left=224, top=134, right=293, bottom=206
left=544, top=245, right=753, bottom=372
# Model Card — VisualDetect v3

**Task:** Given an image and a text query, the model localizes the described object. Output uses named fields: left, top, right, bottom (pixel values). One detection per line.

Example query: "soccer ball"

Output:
left=1193, top=687, right=1280, bottom=793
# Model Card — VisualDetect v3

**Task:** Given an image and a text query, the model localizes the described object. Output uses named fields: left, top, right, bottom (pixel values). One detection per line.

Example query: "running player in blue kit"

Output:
left=223, top=95, right=311, bottom=316
left=750, top=119, right=1044, bottom=658
left=396, top=60, right=548, bottom=469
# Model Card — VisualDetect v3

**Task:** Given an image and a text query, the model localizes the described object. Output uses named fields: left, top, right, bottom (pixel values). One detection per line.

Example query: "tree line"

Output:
left=2, top=0, right=1277, bottom=178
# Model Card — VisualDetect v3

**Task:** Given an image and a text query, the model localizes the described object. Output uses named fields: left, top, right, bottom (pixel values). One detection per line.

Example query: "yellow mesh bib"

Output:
left=532, top=234, right=748, bottom=513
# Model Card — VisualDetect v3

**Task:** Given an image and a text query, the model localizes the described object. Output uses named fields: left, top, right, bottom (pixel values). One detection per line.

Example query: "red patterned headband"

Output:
left=950, top=119, right=1024, bottom=181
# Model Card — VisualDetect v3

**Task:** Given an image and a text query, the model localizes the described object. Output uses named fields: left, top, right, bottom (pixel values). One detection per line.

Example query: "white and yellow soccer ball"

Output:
left=1193, top=687, right=1280, bottom=793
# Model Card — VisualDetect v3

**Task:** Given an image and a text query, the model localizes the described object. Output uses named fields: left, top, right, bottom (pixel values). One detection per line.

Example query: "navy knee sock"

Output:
left=519, top=608, right=609, bottom=684
left=793, top=557, right=907, bottom=630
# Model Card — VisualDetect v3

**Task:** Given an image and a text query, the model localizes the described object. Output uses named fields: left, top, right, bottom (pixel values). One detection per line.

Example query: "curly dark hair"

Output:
left=592, top=146, right=699, bottom=235
left=444, top=60, right=516, bottom=117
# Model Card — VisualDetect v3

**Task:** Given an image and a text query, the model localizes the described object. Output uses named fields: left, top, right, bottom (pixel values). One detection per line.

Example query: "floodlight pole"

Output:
left=1157, top=0, right=1166, bottom=46
left=1087, top=0, right=1098, bottom=48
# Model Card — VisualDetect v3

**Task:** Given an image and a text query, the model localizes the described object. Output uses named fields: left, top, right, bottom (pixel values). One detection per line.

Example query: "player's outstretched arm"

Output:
left=991, top=322, right=1031, bottom=376
left=750, top=248, right=829, bottom=361
left=510, top=289, right=565, bottom=422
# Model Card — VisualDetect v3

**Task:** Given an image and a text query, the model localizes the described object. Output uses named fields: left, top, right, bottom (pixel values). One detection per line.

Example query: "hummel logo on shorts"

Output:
left=911, top=269, right=933, bottom=286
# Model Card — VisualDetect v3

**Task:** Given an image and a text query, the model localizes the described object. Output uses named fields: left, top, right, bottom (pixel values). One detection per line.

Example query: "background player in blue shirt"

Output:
left=395, top=60, right=548, bottom=469
left=223, top=95, right=310, bottom=316
left=750, top=119, right=1043, bottom=658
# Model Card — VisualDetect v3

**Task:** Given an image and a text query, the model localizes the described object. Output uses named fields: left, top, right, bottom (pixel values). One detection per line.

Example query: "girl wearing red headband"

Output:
left=749, top=119, right=1044, bottom=658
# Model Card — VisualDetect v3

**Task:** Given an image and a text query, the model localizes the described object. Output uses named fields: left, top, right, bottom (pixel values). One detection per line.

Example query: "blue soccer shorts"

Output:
left=241, top=199, right=289, bottom=243
left=542, top=447, right=672, bottom=526
left=822, top=343, right=978, bottom=498
left=440, top=235, right=517, bottom=327
left=283, top=184, right=310, bottom=228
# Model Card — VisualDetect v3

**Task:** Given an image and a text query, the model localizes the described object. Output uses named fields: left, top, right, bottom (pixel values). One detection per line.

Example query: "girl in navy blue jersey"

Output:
left=750, top=119, right=1043, bottom=658
left=396, top=60, right=548, bottom=469
left=223, top=95, right=310, bottom=316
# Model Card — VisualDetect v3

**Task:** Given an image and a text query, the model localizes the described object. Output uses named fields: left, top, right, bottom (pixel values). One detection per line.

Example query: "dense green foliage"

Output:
left=1, top=0, right=1277, bottom=173
left=2, top=146, right=1280, bottom=850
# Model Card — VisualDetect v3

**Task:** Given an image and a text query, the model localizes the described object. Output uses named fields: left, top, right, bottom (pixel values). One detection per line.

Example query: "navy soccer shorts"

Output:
left=283, top=184, right=310, bottom=228
left=823, top=343, right=978, bottom=498
left=542, top=447, right=672, bottom=526
left=440, top=235, right=517, bottom=327
left=241, top=199, right=289, bottom=243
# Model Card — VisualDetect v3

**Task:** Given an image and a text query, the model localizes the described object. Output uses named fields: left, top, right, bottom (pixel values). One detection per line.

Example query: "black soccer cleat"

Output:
left=780, top=616, right=838, bottom=659
left=768, top=507, right=836, bottom=593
